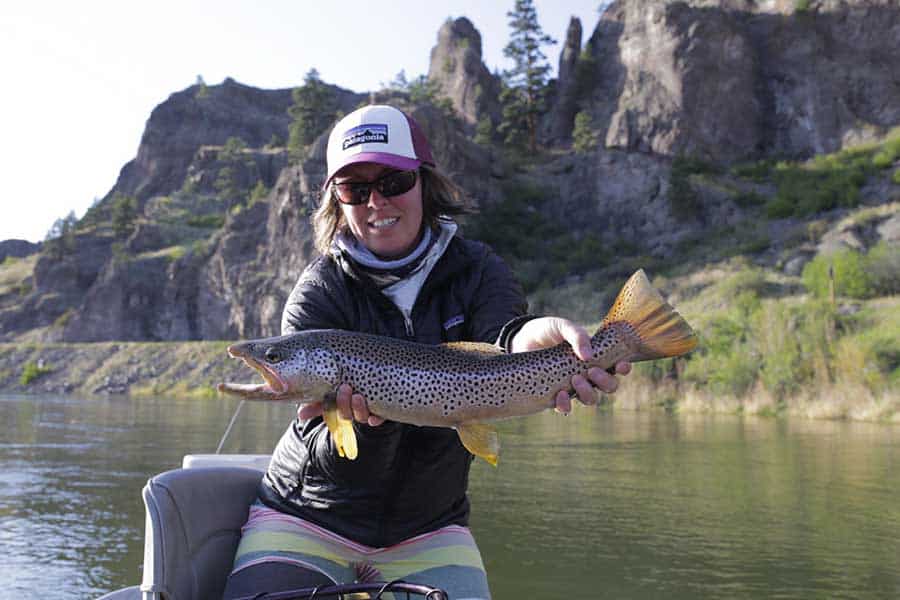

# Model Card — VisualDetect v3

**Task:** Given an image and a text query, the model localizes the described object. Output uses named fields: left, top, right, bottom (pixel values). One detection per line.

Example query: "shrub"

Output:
left=668, top=155, right=723, bottom=220
left=20, top=361, right=52, bottom=385
left=186, top=214, right=225, bottom=229
left=219, top=137, right=249, bottom=163
left=111, top=193, right=138, bottom=237
left=865, top=242, right=900, bottom=295
left=572, top=111, right=596, bottom=154
left=194, top=75, right=209, bottom=100
left=668, top=164, right=700, bottom=221
left=873, top=135, right=900, bottom=169
left=893, top=168, right=900, bottom=185
left=408, top=75, right=456, bottom=119
left=732, top=160, right=775, bottom=181
left=249, top=180, right=269, bottom=205
left=801, top=249, right=873, bottom=299
left=682, top=297, right=760, bottom=397
left=873, top=151, right=894, bottom=169
left=768, top=157, right=870, bottom=218
left=474, top=116, right=494, bottom=146
left=111, top=241, right=130, bottom=263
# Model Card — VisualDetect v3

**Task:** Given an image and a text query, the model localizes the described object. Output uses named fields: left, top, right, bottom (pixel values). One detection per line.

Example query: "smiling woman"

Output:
left=221, top=104, right=631, bottom=600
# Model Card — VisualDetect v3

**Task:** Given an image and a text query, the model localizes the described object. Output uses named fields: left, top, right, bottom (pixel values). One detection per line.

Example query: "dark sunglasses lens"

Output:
left=333, top=183, right=371, bottom=205
left=377, top=170, right=417, bottom=197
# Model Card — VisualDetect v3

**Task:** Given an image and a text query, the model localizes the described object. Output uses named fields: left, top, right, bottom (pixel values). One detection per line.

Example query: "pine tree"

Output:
left=572, top=111, right=596, bottom=154
left=288, top=69, right=339, bottom=160
left=44, top=211, right=79, bottom=259
left=111, top=193, right=138, bottom=238
left=499, top=0, right=556, bottom=153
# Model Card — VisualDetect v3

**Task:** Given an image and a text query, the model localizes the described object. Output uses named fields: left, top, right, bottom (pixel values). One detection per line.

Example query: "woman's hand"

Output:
left=297, top=383, right=385, bottom=426
left=510, top=316, right=632, bottom=414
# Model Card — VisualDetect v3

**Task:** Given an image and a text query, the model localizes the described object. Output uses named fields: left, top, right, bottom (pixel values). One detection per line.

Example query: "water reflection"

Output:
left=1, top=395, right=898, bottom=599
left=470, top=412, right=900, bottom=599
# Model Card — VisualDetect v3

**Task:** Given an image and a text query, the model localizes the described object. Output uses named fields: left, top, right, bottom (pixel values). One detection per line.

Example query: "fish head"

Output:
left=224, top=332, right=338, bottom=401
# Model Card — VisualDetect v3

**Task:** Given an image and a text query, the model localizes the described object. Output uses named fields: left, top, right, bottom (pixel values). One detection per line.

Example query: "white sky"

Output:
left=0, top=1, right=606, bottom=243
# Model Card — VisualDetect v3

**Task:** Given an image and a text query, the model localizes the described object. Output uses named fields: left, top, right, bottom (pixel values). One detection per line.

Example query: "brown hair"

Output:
left=311, top=165, right=474, bottom=255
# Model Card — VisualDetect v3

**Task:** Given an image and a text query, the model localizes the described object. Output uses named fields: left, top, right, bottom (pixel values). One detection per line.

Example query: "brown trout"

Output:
left=218, top=269, right=697, bottom=465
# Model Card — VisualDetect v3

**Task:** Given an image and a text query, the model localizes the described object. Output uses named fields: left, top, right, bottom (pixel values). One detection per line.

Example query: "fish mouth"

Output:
left=227, top=344, right=289, bottom=395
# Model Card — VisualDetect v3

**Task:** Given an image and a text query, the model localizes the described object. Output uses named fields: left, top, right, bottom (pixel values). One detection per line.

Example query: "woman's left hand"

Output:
left=510, top=316, right=632, bottom=414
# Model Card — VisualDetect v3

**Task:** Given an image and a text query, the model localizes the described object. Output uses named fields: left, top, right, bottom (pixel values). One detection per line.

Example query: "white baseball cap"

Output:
left=324, top=105, right=436, bottom=189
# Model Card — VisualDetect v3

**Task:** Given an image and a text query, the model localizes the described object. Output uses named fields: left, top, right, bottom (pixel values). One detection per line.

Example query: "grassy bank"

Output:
left=598, top=264, right=900, bottom=423
left=2, top=274, right=897, bottom=422
left=0, top=341, right=246, bottom=398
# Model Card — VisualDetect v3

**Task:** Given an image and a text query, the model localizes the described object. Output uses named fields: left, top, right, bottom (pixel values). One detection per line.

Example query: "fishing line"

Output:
left=216, top=399, right=245, bottom=454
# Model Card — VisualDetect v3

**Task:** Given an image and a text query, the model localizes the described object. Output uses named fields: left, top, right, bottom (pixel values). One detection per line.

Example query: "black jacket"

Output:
left=259, top=235, right=528, bottom=547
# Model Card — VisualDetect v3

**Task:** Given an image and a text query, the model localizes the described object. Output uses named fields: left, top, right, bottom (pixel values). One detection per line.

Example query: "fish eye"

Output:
left=264, top=347, right=284, bottom=364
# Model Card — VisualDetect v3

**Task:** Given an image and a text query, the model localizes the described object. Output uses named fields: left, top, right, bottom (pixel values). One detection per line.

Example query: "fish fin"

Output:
left=442, top=341, right=505, bottom=356
left=322, top=394, right=358, bottom=460
left=456, top=422, right=500, bottom=466
left=598, top=269, right=698, bottom=361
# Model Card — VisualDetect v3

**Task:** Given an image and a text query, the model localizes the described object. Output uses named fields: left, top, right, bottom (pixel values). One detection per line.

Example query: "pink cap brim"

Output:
left=323, top=153, right=424, bottom=190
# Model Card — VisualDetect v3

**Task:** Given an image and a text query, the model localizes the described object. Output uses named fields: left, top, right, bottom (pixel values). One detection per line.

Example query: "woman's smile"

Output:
left=369, top=216, right=400, bottom=229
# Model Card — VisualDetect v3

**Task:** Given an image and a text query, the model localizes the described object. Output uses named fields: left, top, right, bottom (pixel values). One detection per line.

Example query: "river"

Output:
left=1, top=393, right=898, bottom=599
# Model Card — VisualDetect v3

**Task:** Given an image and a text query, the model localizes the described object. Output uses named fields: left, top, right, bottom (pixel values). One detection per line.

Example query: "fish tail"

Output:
left=596, top=269, right=698, bottom=361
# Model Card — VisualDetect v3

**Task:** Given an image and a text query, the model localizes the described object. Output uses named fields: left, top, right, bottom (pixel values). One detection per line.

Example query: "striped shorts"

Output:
left=230, top=502, right=491, bottom=600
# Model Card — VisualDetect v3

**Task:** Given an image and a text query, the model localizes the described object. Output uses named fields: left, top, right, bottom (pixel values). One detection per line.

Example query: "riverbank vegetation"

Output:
left=0, top=262, right=896, bottom=421
left=606, top=263, right=899, bottom=422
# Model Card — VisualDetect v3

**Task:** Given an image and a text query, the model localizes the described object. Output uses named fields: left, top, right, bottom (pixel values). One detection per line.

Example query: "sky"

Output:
left=0, top=1, right=608, bottom=243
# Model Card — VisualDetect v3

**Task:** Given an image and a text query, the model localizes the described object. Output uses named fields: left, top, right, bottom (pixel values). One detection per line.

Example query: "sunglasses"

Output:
left=331, top=169, right=418, bottom=205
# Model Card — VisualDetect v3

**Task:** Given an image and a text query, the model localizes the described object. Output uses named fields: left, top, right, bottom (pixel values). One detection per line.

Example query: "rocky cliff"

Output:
left=428, top=17, right=502, bottom=128
left=1, top=0, right=898, bottom=345
left=582, top=0, right=900, bottom=161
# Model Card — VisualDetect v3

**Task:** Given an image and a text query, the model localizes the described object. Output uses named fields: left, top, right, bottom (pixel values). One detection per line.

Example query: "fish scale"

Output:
left=218, top=269, right=698, bottom=465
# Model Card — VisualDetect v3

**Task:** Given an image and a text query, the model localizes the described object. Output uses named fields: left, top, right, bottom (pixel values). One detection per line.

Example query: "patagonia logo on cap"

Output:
left=342, top=123, right=389, bottom=150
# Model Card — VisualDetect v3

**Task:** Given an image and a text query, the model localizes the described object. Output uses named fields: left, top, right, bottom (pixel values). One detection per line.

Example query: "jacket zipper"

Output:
left=402, top=312, right=415, bottom=337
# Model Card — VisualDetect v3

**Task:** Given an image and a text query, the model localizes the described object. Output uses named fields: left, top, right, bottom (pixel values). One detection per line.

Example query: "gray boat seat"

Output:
left=97, top=465, right=264, bottom=600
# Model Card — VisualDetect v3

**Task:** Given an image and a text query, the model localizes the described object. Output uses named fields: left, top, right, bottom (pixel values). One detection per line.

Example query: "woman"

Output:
left=223, top=105, right=630, bottom=599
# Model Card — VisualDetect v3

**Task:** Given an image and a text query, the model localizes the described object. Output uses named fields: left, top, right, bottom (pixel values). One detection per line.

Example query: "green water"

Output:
left=1, top=393, right=898, bottom=599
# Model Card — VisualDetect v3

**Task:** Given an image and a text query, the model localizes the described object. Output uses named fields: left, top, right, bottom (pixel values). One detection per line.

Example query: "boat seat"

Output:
left=135, top=465, right=262, bottom=600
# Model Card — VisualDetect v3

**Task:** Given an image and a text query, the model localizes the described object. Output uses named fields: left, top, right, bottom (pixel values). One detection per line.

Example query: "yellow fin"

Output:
left=322, top=395, right=358, bottom=460
left=599, top=269, right=698, bottom=360
left=442, top=341, right=505, bottom=356
left=456, top=422, right=500, bottom=466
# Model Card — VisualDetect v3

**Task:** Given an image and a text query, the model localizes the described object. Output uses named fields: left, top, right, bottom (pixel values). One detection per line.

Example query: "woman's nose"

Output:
left=367, top=188, right=389, bottom=209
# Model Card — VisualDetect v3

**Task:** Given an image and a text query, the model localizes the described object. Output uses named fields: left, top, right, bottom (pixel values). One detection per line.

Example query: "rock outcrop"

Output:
left=584, top=0, right=900, bottom=161
left=113, top=78, right=294, bottom=205
left=0, top=240, right=40, bottom=262
left=547, top=17, right=583, bottom=144
left=428, top=17, right=502, bottom=128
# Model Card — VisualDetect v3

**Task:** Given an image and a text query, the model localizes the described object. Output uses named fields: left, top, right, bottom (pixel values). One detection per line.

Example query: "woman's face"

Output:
left=335, top=162, right=424, bottom=259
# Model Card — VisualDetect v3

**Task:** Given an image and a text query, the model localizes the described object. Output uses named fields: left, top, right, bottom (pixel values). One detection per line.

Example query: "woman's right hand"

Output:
left=297, top=383, right=385, bottom=426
